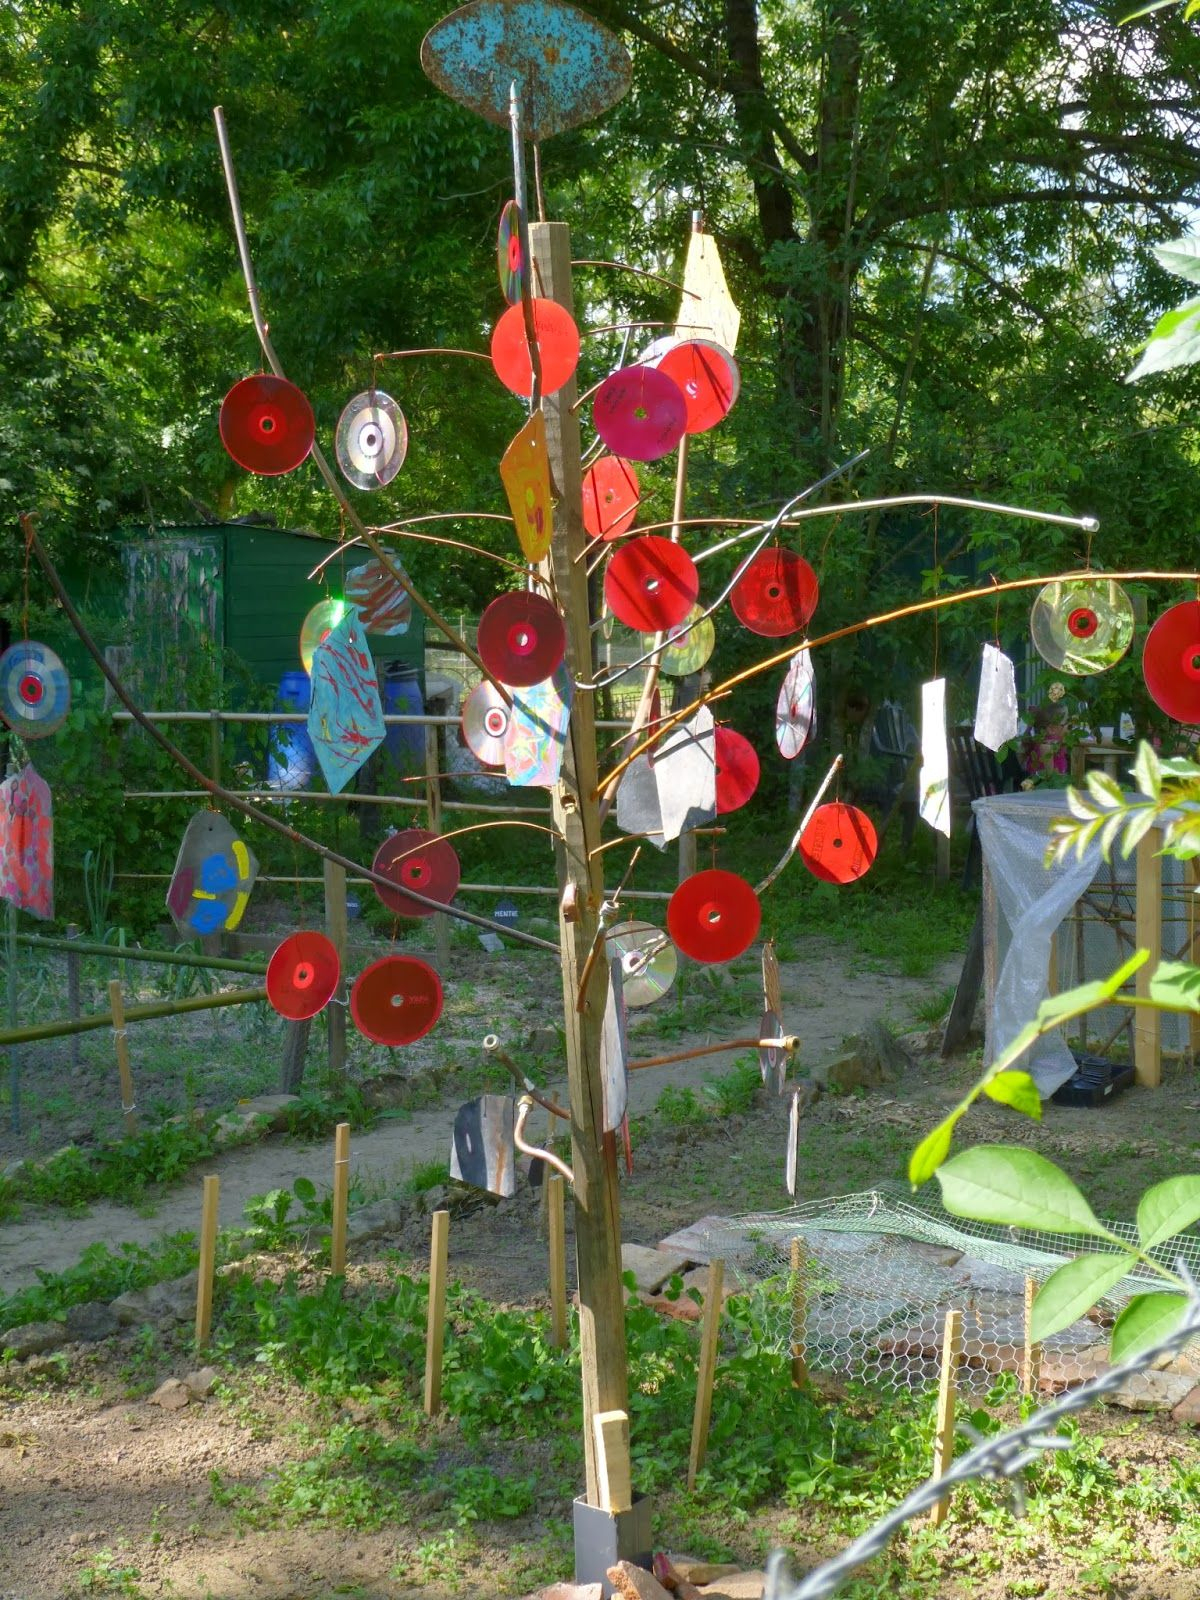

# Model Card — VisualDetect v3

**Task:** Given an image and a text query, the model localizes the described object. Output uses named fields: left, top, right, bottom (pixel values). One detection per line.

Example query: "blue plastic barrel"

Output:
left=267, top=669, right=317, bottom=790
left=382, top=663, right=424, bottom=778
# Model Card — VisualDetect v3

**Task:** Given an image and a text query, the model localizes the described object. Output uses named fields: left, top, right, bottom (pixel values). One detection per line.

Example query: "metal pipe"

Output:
left=0, top=985, right=268, bottom=1047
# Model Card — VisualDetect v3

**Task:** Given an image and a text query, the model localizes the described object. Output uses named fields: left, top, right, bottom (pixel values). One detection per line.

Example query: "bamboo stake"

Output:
left=0, top=984, right=268, bottom=1048
left=548, top=1171, right=567, bottom=1348
left=107, top=979, right=138, bottom=1136
left=1022, top=1277, right=1042, bottom=1399
left=423, top=1208, right=450, bottom=1417
left=324, top=860, right=348, bottom=1084
left=330, top=1122, right=350, bottom=1275
left=687, top=1258, right=725, bottom=1491
left=195, top=1175, right=220, bottom=1348
left=790, top=1238, right=808, bottom=1388
left=65, top=923, right=81, bottom=1070
left=929, top=1308, right=964, bottom=1527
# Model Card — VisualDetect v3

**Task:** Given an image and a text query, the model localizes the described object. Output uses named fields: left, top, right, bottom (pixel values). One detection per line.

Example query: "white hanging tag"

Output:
left=974, top=643, right=1019, bottom=752
left=919, top=677, right=951, bottom=836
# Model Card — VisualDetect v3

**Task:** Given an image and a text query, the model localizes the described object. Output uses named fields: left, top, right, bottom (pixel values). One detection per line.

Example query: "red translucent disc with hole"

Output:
left=1143, top=600, right=1200, bottom=723
left=490, top=298, right=580, bottom=399
left=593, top=365, right=687, bottom=462
left=731, top=548, right=819, bottom=637
left=604, top=535, right=699, bottom=632
left=714, top=727, right=760, bottom=814
left=798, top=803, right=878, bottom=885
left=477, top=591, right=566, bottom=687
left=582, top=456, right=641, bottom=541
left=350, top=956, right=444, bottom=1046
left=371, top=829, right=461, bottom=919
left=218, top=374, right=315, bottom=475
left=655, top=340, right=740, bottom=434
left=667, top=869, right=761, bottom=964
left=266, top=931, right=340, bottom=1021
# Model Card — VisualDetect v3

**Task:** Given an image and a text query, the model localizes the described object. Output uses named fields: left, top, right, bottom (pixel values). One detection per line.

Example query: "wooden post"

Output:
left=1134, top=827, right=1163, bottom=1087
left=929, top=1307, right=963, bottom=1527
left=107, top=979, right=138, bottom=1136
left=330, top=1121, right=350, bottom=1274
left=195, top=1174, right=220, bottom=1348
left=66, top=923, right=81, bottom=1071
left=790, top=1237, right=808, bottom=1387
left=548, top=1170, right=567, bottom=1349
left=423, top=1207, right=450, bottom=1417
left=279, top=1016, right=311, bottom=1093
left=1047, top=929, right=1059, bottom=997
left=687, top=1258, right=725, bottom=1491
left=936, top=829, right=950, bottom=883
left=425, top=719, right=451, bottom=970
left=323, top=858, right=348, bottom=1084
left=1022, top=1276, right=1041, bottom=1398
left=530, top=218, right=630, bottom=1508
left=593, top=1410, right=632, bottom=1514
left=1190, top=858, right=1200, bottom=1066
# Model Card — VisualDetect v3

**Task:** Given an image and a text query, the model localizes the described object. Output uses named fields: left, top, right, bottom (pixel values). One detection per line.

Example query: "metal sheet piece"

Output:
left=0, top=764, right=53, bottom=919
left=166, top=810, right=258, bottom=939
left=450, top=1093, right=517, bottom=1197
left=654, top=706, right=717, bottom=844
left=600, top=957, right=629, bottom=1133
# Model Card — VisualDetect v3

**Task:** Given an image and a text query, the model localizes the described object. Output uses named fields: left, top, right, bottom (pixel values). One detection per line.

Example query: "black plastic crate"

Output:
left=1051, top=1052, right=1136, bottom=1108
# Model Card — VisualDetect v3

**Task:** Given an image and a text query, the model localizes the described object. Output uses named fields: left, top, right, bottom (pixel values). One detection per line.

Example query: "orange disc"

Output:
left=371, top=829, right=461, bottom=919
left=490, top=298, right=580, bottom=399
left=266, top=931, right=340, bottom=1021
left=604, top=535, right=699, bottom=632
left=667, top=869, right=761, bottom=964
left=1143, top=600, right=1200, bottom=723
left=714, top=727, right=760, bottom=814
left=798, top=803, right=877, bottom=885
left=731, top=547, right=819, bottom=637
left=655, top=340, right=739, bottom=434
left=582, top=456, right=641, bottom=541
left=219, top=374, right=315, bottom=475
left=350, top=956, right=444, bottom=1046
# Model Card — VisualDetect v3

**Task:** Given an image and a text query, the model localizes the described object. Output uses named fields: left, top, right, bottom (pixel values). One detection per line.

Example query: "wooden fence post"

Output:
left=424, top=1208, right=450, bottom=1417
left=1022, top=1277, right=1042, bottom=1398
left=593, top=1410, right=632, bottom=1514
left=929, top=1307, right=964, bottom=1527
left=323, top=859, right=348, bottom=1083
left=330, top=1121, right=350, bottom=1274
left=66, top=923, right=81, bottom=1071
left=790, top=1237, right=808, bottom=1387
left=548, top=1171, right=567, bottom=1348
left=195, top=1174, right=220, bottom=1347
left=107, top=979, right=138, bottom=1136
left=687, top=1258, right=725, bottom=1491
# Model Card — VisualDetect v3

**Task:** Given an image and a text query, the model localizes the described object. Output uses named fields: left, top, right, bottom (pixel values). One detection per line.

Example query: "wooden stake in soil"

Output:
left=323, top=858, right=348, bottom=1084
left=929, top=1307, right=964, bottom=1527
left=423, top=1207, right=450, bottom=1417
left=548, top=1170, right=567, bottom=1348
left=1022, top=1276, right=1042, bottom=1398
left=330, top=1121, right=350, bottom=1275
left=107, top=979, right=138, bottom=1136
left=687, top=1258, right=725, bottom=1491
left=790, top=1237, right=808, bottom=1387
left=66, top=923, right=81, bottom=1071
left=593, top=1409, right=632, bottom=1514
left=195, top=1174, right=220, bottom=1348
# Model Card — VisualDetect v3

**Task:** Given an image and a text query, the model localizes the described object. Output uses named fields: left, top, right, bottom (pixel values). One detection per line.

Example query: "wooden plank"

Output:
left=279, top=1016, right=311, bottom=1094
left=107, top=979, right=138, bottom=1136
left=548, top=1171, right=568, bottom=1349
left=929, top=1307, right=963, bottom=1527
left=790, top=1238, right=808, bottom=1388
left=1134, top=829, right=1163, bottom=1087
left=1022, top=1276, right=1041, bottom=1398
left=941, top=908, right=983, bottom=1058
left=330, top=1122, right=350, bottom=1275
left=323, top=859, right=348, bottom=1083
left=687, top=1258, right=725, bottom=1491
left=195, top=1174, right=220, bottom=1348
left=423, top=1208, right=450, bottom=1417
left=593, top=1410, right=632, bottom=1514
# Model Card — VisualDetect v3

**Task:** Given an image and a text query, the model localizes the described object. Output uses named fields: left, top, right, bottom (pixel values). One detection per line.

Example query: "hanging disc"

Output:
left=300, top=598, right=347, bottom=674
left=477, top=591, right=566, bottom=687
left=490, top=298, right=580, bottom=399
left=655, top=339, right=740, bottom=434
left=266, top=931, right=341, bottom=1021
left=497, top=200, right=527, bottom=305
left=462, top=680, right=510, bottom=766
left=606, top=919, right=678, bottom=1007
left=667, top=869, right=761, bottom=964
left=640, top=603, right=715, bottom=677
left=604, top=535, right=699, bottom=633
left=582, top=455, right=641, bottom=541
left=335, top=390, right=408, bottom=490
left=731, top=547, right=819, bottom=637
left=0, top=642, right=70, bottom=738
left=1030, top=578, right=1134, bottom=676
left=371, top=828, right=461, bottom=918
left=593, top=365, right=687, bottom=462
left=714, top=726, right=760, bottom=814
left=219, top=374, right=315, bottom=476
left=798, top=802, right=878, bottom=885
left=350, top=955, right=444, bottom=1046
left=1143, top=600, right=1200, bottom=722
left=776, top=649, right=816, bottom=759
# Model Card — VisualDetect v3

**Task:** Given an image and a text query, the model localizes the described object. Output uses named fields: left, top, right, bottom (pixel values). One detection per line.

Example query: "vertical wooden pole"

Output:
left=687, top=1258, right=724, bottom=1491
left=548, top=1171, right=567, bottom=1348
left=330, top=1121, right=350, bottom=1275
left=936, top=829, right=950, bottom=883
left=593, top=1410, right=632, bottom=1514
left=108, top=979, right=138, bottom=1136
left=195, top=1174, right=220, bottom=1348
left=530, top=219, right=630, bottom=1509
left=1047, top=929, right=1059, bottom=997
left=1134, top=827, right=1163, bottom=1087
left=929, top=1307, right=963, bottom=1527
left=1189, top=858, right=1200, bottom=1066
left=790, top=1237, right=808, bottom=1387
left=6, top=901, right=18, bottom=1134
left=1022, top=1276, right=1041, bottom=1399
left=66, top=923, right=81, bottom=1072
left=424, top=1208, right=450, bottom=1417
left=323, top=859, right=348, bottom=1084
left=425, top=719, right=451, bottom=970
left=279, top=1016, right=311, bottom=1093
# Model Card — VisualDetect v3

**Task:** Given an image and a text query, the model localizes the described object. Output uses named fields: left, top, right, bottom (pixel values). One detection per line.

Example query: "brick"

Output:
left=607, top=1561, right=672, bottom=1600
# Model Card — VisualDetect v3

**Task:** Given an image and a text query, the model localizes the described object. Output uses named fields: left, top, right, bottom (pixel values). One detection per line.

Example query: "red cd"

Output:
left=1143, top=600, right=1200, bottom=723
left=667, top=869, right=761, bottom=964
left=490, top=298, right=580, bottom=399
left=371, top=829, right=461, bottom=918
left=655, top=340, right=739, bottom=434
left=477, top=591, right=567, bottom=687
left=714, top=726, right=760, bottom=814
left=218, top=374, right=315, bottom=476
left=593, top=365, right=687, bottom=462
left=604, top=535, right=699, bottom=633
left=731, top=548, right=819, bottom=637
left=350, top=956, right=444, bottom=1046
left=798, top=803, right=877, bottom=885
left=582, top=456, right=641, bottom=541
left=266, top=931, right=340, bottom=1021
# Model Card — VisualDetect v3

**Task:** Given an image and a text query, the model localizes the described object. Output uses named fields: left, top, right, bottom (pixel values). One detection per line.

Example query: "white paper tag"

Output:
left=919, top=677, right=951, bottom=837
left=974, top=643, right=1019, bottom=752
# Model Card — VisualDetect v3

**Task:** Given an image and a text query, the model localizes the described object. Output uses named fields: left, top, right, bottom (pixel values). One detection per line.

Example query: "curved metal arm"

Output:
left=483, top=1035, right=570, bottom=1120
left=514, top=1094, right=575, bottom=1186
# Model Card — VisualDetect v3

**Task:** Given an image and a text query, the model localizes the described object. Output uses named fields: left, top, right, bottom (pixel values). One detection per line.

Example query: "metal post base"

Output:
left=573, top=1493, right=653, bottom=1596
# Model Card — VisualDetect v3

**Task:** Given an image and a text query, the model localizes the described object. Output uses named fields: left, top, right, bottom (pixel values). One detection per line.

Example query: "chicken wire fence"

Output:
left=697, top=1189, right=1200, bottom=1401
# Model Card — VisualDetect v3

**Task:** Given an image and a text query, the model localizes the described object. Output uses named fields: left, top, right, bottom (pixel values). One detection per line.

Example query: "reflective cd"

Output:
left=582, top=455, right=641, bottom=541
left=655, top=339, right=739, bottom=434
left=593, top=365, right=687, bottom=462
left=1143, top=600, right=1200, bottom=722
left=714, top=726, right=760, bottom=813
left=299, top=598, right=347, bottom=674
left=1030, top=578, right=1134, bottom=676
left=731, top=548, right=819, bottom=637
left=371, top=828, right=461, bottom=918
left=0, top=641, right=70, bottom=737
left=462, top=680, right=510, bottom=766
left=640, top=603, right=715, bottom=677
left=219, top=374, right=315, bottom=475
left=497, top=199, right=526, bottom=305
left=776, top=649, right=815, bottom=759
left=604, top=534, right=699, bottom=632
left=490, top=297, right=580, bottom=399
left=335, top=390, right=407, bottom=490
left=667, top=869, right=761, bottom=964
left=798, top=802, right=878, bottom=885
left=266, top=931, right=340, bottom=1021
left=759, top=1008, right=784, bottom=1093
left=351, top=955, right=443, bottom=1046
left=477, top=591, right=566, bottom=687
left=345, top=558, right=412, bottom=636
left=606, top=919, right=678, bottom=1007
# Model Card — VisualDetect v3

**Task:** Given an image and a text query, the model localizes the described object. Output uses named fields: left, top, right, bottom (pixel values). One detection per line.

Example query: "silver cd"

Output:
left=335, top=389, right=408, bottom=490
left=462, top=680, right=510, bottom=767
left=606, top=919, right=678, bottom=1008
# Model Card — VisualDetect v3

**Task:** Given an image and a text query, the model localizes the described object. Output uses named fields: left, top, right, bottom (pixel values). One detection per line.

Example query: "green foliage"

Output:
left=936, top=1146, right=1108, bottom=1238
left=1, top=1114, right=223, bottom=1214
left=1111, top=1292, right=1190, bottom=1359
left=0, top=1233, right=198, bottom=1329
left=282, top=1086, right=378, bottom=1140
